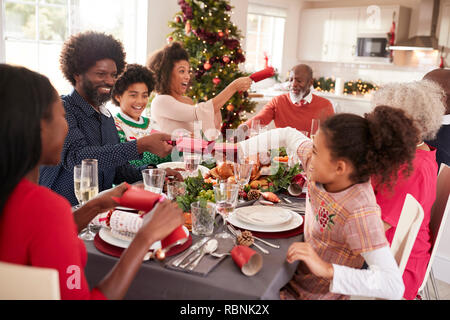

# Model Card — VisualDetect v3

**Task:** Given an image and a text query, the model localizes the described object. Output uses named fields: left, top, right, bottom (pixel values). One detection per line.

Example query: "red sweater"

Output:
left=245, top=93, right=334, bottom=135
left=0, top=179, right=106, bottom=300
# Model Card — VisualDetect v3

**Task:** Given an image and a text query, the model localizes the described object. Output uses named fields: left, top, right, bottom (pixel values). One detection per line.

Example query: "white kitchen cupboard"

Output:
left=438, top=2, right=450, bottom=48
left=298, top=5, right=410, bottom=63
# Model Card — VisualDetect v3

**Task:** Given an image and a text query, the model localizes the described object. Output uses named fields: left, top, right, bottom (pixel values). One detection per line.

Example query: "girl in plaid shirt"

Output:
left=238, top=106, right=419, bottom=300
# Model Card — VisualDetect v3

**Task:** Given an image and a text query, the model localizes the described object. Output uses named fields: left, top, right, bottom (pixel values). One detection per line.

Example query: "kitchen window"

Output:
left=0, top=0, right=147, bottom=94
left=245, top=3, right=286, bottom=73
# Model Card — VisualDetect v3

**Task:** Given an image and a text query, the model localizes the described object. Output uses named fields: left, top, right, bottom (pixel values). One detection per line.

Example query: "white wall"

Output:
left=0, top=0, right=5, bottom=63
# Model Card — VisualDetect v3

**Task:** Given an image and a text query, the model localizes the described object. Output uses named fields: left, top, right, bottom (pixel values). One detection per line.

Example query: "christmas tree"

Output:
left=167, top=0, right=257, bottom=135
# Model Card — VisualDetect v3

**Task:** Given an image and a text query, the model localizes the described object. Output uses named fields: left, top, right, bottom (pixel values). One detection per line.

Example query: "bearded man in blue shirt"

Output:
left=39, top=31, right=179, bottom=206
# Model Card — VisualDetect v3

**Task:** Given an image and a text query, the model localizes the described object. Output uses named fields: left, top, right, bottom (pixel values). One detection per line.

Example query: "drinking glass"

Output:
left=310, top=119, right=320, bottom=141
left=233, top=161, right=254, bottom=200
left=142, top=168, right=166, bottom=194
left=183, top=152, right=201, bottom=177
left=73, top=164, right=82, bottom=208
left=250, top=119, right=261, bottom=137
left=213, top=183, right=240, bottom=239
left=78, top=159, right=99, bottom=241
left=190, top=201, right=216, bottom=236
left=167, top=181, right=186, bottom=201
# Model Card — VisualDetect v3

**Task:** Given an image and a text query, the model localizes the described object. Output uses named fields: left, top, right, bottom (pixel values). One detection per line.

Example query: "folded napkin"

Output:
left=165, top=237, right=235, bottom=276
left=250, top=67, right=275, bottom=83
left=111, top=183, right=164, bottom=212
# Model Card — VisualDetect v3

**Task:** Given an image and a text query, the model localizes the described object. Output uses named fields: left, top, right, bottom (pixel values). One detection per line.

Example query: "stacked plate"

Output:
left=228, top=206, right=303, bottom=233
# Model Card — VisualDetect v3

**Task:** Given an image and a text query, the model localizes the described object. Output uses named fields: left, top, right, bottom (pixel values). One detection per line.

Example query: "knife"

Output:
left=171, top=236, right=210, bottom=267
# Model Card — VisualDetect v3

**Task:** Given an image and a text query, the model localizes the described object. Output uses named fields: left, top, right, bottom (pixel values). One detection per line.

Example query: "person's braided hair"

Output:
left=321, top=105, right=419, bottom=190
left=60, top=31, right=126, bottom=86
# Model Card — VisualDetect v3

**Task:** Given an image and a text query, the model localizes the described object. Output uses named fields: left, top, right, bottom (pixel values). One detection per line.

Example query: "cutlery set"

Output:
left=168, top=225, right=280, bottom=270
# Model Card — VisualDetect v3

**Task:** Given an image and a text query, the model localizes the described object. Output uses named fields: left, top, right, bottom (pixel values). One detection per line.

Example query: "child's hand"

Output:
left=286, top=242, right=334, bottom=279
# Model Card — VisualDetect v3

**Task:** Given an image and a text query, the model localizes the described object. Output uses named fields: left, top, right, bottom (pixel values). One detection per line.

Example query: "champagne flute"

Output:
left=310, top=119, right=320, bottom=141
left=78, top=159, right=99, bottom=241
left=73, top=164, right=82, bottom=208
left=233, top=161, right=254, bottom=201
left=250, top=119, right=261, bottom=137
left=213, top=183, right=239, bottom=239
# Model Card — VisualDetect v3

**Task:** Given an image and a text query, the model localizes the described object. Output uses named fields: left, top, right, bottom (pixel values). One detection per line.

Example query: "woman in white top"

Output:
left=147, top=42, right=252, bottom=140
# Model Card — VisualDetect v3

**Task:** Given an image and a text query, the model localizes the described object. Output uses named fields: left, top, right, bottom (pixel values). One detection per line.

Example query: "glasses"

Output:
left=249, top=119, right=261, bottom=137
left=190, top=201, right=216, bottom=236
left=213, top=183, right=240, bottom=239
left=310, top=119, right=320, bottom=140
left=183, top=152, right=201, bottom=177
left=73, top=165, right=82, bottom=207
left=167, top=181, right=186, bottom=201
left=233, top=161, right=254, bottom=200
left=78, top=159, right=99, bottom=241
left=142, top=169, right=166, bottom=194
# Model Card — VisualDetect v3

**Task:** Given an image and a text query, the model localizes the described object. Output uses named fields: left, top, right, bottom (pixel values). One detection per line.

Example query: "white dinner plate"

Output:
left=228, top=208, right=303, bottom=233
left=234, top=205, right=292, bottom=227
left=98, top=226, right=189, bottom=251
left=156, top=162, right=210, bottom=177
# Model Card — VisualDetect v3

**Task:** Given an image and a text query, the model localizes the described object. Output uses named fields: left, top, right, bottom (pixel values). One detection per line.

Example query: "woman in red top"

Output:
left=0, top=64, right=185, bottom=300
left=371, top=80, right=447, bottom=299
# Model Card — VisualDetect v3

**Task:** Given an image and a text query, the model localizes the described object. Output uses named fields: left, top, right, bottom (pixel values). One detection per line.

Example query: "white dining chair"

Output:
left=390, top=193, right=424, bottom=275
left=417, top=163, right=450, bottom=300
left=0, top=261, right=60, bottom=300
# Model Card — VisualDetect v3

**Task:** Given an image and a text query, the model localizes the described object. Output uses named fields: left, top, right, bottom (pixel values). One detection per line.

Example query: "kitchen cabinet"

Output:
left=298, top=5, right=410, bottom=63
left=438, top=2, right=450, bottom=48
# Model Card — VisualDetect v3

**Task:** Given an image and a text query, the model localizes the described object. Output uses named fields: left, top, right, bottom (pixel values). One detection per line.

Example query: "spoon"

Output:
left=187, top=239, right=218, bottom=270
left=210, top=252, right=231, bottom=258
left=143, top=237, right=188, bottom=261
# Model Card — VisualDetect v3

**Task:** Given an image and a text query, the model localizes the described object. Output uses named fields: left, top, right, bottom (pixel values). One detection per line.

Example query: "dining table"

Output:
left=83, top=196, right=305, bottom=300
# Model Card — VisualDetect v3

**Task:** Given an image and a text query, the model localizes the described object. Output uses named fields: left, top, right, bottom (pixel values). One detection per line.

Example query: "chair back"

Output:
left=390, top=194, right=424, bottom=274
left=0, top=261, right=60, bottom=300
left=418, top=163, right=450, bottom=292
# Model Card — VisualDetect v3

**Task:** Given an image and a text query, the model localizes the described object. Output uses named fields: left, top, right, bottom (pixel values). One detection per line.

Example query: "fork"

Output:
left=227, top=225, right=269, bottom=255
left=228, top=224, right=279, bottom=249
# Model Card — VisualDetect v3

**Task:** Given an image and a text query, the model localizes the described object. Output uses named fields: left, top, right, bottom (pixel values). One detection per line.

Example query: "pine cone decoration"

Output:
left=247, top=190, right=261, bottom=201
left=237, top=230, right=254, bottom=247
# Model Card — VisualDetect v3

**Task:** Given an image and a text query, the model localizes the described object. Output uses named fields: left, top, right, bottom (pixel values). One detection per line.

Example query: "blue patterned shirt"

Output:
left=39, top=89, right=144, bottom=206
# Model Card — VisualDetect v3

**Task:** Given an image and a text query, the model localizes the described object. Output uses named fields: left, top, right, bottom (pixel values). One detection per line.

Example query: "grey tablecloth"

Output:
left=84, top=198, right=305, bottom=300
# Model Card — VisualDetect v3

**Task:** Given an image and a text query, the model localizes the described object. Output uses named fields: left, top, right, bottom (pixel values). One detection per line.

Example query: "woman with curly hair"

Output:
left=147, top=42, right=252, bottom=140
left=237, top=106, right=420, bottom=299
left=112, top=64, right=172, bottom=167
left=39, top=31, right=174, bottom=207
left=371, top=80, right=446, bottom=300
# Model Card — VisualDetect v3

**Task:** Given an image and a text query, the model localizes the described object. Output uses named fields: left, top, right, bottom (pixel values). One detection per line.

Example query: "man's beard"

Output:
left=81, top=75, right=112, bottom=107
left=289, top=89, right=306, bottom=104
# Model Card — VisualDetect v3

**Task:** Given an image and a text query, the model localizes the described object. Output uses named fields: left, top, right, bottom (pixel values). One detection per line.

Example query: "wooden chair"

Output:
left=0, top=261, right=60, bottom=300
left=417, top=163, right=450, bottom=300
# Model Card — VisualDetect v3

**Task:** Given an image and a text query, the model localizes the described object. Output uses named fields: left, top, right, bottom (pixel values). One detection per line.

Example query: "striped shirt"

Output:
left=280, top=140, right=388, bottom=300
left=39, top=89, right=144, bottom=206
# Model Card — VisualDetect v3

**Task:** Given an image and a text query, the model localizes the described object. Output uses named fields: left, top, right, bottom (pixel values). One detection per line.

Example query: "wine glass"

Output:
left=250, top=119, right=261, bottom=137
left=233, top=161, right=254, bottom=201
left=73, top=164, right=83, bottom=208
left=310, top=119, right=320, bottom=141
left=142, top=168, right=166, bottom=194
left=213, top=183, right=240, bottom=239
left=183, top=152, right=201, bottom=177
left=78, top=159, right=99, bottom=241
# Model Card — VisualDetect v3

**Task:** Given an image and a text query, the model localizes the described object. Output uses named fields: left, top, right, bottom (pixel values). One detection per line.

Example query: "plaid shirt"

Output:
left=39, top=90, right=144, bottom=206
left=280, top=140, right=388, bottom=300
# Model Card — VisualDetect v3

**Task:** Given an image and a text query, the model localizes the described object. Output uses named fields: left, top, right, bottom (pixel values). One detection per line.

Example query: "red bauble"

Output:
left=174, top=15, right=182, bottom=23
left=166, top=36, right=173, bottom=44
left=203, top=62, right=212, bottom=70
left=223, top=56, right=230, bottom=63
left=218, top=31, right=224, bottom=37
left=213, top=77, right=221, bottom=85
left=226, top=104, right=234, bottom=111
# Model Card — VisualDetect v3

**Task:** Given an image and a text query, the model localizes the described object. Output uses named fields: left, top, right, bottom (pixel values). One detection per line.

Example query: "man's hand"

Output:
left=137, top=132, right=173, bottom=158
left=164, top=168, right=184, bottom=181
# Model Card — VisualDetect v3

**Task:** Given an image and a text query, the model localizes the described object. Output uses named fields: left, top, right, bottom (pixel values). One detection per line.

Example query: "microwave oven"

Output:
left=356, top=36, right=389, bottom=58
